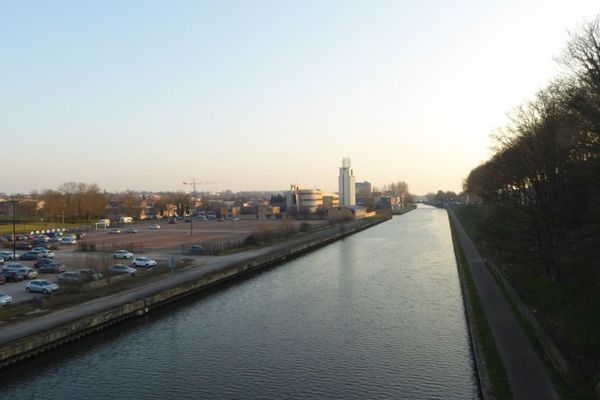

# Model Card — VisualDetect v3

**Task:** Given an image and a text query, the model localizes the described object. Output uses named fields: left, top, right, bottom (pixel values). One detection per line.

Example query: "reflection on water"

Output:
left=0, top=205, right=478, bottom=400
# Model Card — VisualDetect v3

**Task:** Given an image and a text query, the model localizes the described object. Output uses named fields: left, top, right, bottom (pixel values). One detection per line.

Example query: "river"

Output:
left=0, top=205, right=478, bottom=399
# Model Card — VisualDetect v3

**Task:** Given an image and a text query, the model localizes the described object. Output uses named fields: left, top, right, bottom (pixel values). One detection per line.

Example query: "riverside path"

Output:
left=449, top=210, right=558, bottom=400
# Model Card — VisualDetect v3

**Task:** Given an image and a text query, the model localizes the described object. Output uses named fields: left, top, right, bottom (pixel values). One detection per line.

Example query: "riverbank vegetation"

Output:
left=461, top=16, right=600, bottom=393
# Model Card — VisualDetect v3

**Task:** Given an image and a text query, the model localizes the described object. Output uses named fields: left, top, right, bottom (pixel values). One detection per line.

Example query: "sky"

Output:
left=2, top=0, right=599, bottom=195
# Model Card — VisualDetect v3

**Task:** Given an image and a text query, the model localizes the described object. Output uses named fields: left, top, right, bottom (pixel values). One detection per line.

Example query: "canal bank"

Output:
left=0, top=216, right=390, bottom=369
left=449, top=210, right=559, bottom=400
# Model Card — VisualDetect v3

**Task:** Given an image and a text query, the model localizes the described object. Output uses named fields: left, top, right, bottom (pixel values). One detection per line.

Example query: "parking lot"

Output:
left=0, top=218, right=326, bottom=305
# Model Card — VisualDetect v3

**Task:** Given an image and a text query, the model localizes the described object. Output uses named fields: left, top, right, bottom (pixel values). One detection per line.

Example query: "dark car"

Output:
left=39, top=263, right=66, bottom=273
left=34, top=258, right=55, bottom=269
left=0, top=275, right=6, bottom=285
left=19, top=252, right=39, bottom=261
left=1, top=270, right=24, bottom=282
left=58, top=271, right=81, bottom=284
left=15, top=243, right=33, bottom=251
left=189, top=244, right=205, bottom=254
left=76, top=232, right=87, bottom=239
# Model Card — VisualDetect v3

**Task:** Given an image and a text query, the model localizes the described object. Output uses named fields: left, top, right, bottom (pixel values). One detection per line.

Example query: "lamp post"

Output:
left=9, top=200, right=18, bottom=260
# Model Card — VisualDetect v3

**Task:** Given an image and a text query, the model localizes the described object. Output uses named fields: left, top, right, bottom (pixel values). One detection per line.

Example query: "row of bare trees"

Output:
left=39, top=182, right=107, bottom=222
left=376, top=181, right=413, bottom=207
left=464, top=17, right=600, bottom=283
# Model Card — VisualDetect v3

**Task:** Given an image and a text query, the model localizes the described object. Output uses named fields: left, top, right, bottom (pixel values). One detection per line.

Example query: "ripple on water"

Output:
left=0, top=206, right=478, bottom=400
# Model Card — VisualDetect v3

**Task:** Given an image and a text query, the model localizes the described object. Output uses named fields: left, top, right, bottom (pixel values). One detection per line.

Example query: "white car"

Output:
left=130, top=257, right=157, bottom=268
left=37, top=249, right=55, bottom=259
left=0, top=292, right=12, bottom=306
left=60, top=236, right=77, bottom=245
left=108, top=229, right=121, bottom=234
left=148, top=224, right=160, bottom=230
left=112, top=250, right=134, bottom=259
left=26, top=279, right=59, bottom=294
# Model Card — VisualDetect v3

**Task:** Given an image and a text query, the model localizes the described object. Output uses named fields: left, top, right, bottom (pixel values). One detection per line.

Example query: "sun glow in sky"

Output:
left=2, top=1, right=599, bottom=195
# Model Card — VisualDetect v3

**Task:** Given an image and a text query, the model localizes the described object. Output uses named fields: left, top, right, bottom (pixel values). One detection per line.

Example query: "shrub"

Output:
left=244, top=234, right=261, bottom=246
left=299, top=222, right=311, bottom=232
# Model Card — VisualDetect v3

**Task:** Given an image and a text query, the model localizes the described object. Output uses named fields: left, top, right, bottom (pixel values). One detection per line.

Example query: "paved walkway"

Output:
left=449, top=211, right=558, bottom=400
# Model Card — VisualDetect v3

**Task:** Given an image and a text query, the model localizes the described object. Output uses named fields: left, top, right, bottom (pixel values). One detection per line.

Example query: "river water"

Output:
left=0, top=205, right=478, bottom=399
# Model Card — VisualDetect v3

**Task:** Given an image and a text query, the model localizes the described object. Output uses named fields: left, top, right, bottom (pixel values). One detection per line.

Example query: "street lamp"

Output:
left=9, top=200, right=18, bottom=260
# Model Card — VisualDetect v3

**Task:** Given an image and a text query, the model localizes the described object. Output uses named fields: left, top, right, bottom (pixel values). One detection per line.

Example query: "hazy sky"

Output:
left=2, top=1, right=599, bottom=195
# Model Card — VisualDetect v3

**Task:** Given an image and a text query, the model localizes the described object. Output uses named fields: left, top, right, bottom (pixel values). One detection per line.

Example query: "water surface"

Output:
left=0, top=205, right=478, bottom=399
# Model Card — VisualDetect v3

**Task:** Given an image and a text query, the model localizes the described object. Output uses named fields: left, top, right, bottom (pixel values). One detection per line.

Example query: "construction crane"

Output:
left=182, top=179, right=224, bottom=236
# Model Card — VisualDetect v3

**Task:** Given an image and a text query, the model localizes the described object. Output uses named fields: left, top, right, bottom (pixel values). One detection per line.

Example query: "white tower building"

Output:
left=338, top=157, right=356, bottom=206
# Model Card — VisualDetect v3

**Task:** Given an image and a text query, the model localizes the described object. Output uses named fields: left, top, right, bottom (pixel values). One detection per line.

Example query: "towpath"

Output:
left=449, top=210, right=558, bottom=400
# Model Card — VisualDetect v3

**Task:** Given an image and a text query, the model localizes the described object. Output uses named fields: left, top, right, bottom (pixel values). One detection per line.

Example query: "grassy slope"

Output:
left=455, top=205, right=600, bottom=396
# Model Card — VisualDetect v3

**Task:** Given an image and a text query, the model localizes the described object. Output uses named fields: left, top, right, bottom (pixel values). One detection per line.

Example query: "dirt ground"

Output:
left=80, top=219, right=327, bottom=253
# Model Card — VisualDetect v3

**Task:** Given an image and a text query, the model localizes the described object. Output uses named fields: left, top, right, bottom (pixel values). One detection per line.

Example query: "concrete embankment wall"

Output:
left=0, top=217, right=389, bottom=369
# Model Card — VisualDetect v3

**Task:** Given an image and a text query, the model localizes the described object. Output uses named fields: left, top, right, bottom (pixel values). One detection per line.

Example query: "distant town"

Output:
left=0, top=158, right=456, bottom=228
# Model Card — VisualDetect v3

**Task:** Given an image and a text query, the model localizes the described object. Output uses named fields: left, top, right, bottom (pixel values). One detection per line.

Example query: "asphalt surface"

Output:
left=0, top=219, right=327, bottom=304
left=449, top=210, right=559, bottom=400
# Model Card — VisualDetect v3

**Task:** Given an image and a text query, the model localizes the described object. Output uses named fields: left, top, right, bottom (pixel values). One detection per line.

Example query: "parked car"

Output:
left=14, top=243, right=33, bottom=251
left=79, top=269, right=102, bottom=281
left=2, top=263, right=27, bottom=271
left=35, top=235, right=50, bottom=243
left=0, top=275, right=5, bottom=285
left=26, top=279, right=59, bottom=294
left=15, top=234, right=28, bottom=241
left=18, top=251, right=39, bottom=261
left=0, top=251, right=19, bottom=261
left=130, top=257, right=157, bottom=268
left=109, top=264, right=137, bottom=276
left=32, top=246, right=50, bottom=253
left=58, top=271, right=81, bottom=284
left=19, top=267, right=38, bottom=279
left=60, top=236, right=77, bottom=245
left=59, top=270, right=102, bottom=284
left=112, top=250, right=134, bottom=259
left=108, top=229, right=121, bottom=234
left=0, top=292, right=12, bottom=305
left=125, top=228, right=138, bottom=234
left=189, top=245, right=205, bottom=254
left=34, top=258, right=55, bottom=269
left=1, top=270, right=24, bottom=282
left=38, top=263, right=66, bottom=274
left=148, top=224, right=160, bottom=230
left=36, top=249, right=55, bottom=259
